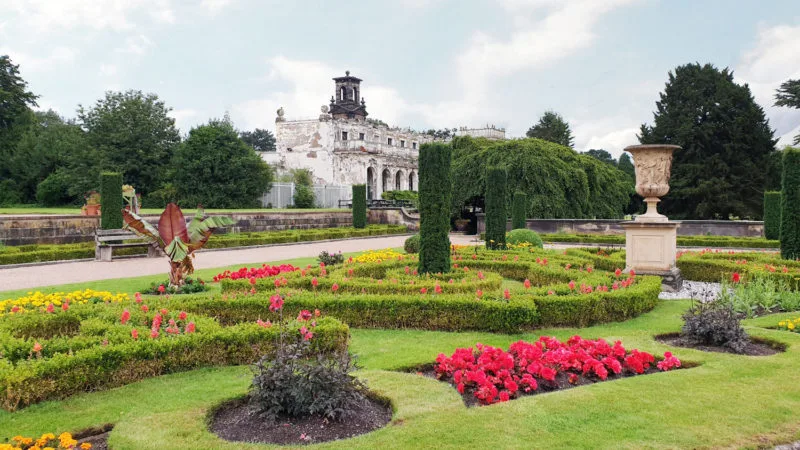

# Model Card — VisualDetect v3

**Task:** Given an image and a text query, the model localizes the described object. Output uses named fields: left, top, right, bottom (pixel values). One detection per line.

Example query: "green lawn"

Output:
left=0, top=207, right=347, bottom=215
left=2, top=300, right=800, bottom=449
left=4, top=251, right=800, bottom=449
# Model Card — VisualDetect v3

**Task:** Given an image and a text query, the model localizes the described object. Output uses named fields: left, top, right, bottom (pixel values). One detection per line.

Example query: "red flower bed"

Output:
left=434, top=336, right=680, bottom=405
left=213, top=264, right=299, bottom=282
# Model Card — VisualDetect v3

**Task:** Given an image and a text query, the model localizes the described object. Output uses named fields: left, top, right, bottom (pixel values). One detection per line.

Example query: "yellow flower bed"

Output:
left=0, top=289, right=129, bottom=316
left=778, top=317, right=800, bottom=333
left=354, top=248, right=404, bottom=264
left=0, top=432, right=90, bottom=449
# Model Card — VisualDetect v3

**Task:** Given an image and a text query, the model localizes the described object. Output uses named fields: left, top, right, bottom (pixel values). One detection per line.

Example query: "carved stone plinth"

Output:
left=622, top=221, right=683, bottom=292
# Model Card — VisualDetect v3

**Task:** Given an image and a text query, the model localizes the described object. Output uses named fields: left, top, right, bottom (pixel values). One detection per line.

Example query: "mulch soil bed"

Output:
left=210, top=396, right=392, bottom=446
left=655, top=332, right=784, bottom=356
left=73, top=424, right=113, bottom=450
left=417, top=365, right=689, bottom=408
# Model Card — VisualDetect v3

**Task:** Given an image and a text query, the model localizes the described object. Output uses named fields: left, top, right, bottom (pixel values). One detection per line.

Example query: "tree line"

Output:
left=0, top=55, right=275, bottom=209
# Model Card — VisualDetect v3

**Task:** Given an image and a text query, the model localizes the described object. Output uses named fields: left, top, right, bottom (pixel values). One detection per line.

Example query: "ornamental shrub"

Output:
left=781, top=148, right=800, bottom=259
left=512, top=191, right=527, bottom=229
left=352, top=184, right=367, bottom=228
left=506, top=229, right=543, bottom=248
left=681, top=297, right=749, bottom=353
left=293, top=184, right=315, bottom=208
left=764, top=191, right=781, bottom=240
left=100, top=172, right=123, bottom=229
left=418, top=142, right=452, bottom=274
left=404, top=234, right=420, bottom=254
left=485, top=167, right=507, bottom=249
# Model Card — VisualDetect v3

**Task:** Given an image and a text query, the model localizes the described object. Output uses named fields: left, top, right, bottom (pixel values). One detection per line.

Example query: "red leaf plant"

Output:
left=435, top=336, right=680, bottom=405
left=123, top=203, right=234, bottom=287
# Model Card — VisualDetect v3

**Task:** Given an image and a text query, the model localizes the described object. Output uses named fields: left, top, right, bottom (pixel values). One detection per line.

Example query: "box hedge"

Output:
left=352, top=184, right=367, bottom=229
left=512, top=191, right=527, bottom=230
left=418, top=142, right=452, bottom=274
left=485, top=167, right=507, bottom=249
left=100, top=172, right=123, bottom=230
left=782, top=148, right=800, bottom=259
left=764, top=191, right=781, bottom=240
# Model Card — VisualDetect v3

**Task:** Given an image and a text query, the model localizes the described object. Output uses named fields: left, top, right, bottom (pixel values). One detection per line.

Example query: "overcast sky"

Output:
left=2, top=0, right=799, bottom=157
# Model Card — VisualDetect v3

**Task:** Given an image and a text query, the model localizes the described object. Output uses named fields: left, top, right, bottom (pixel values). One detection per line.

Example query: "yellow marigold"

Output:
left=0, top=289, right=129, bottom=316
left=354, top=249, right=404, bottom=263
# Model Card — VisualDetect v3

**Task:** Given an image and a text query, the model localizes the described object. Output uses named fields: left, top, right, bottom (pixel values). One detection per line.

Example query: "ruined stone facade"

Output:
left=263, top=71, right=505, bottom=200
left=265, top=72, right=434, bottom=200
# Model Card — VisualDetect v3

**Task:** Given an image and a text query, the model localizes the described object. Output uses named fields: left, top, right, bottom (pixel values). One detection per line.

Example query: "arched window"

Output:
left=340, top=86, right=345, bottom=101
left=382, top=169, right=391, bottom=194
left=408, top=171, right=416, bottom=191
left=395, top=170, right=403, bottom=190
left=367, top=167, right=375, bottom=200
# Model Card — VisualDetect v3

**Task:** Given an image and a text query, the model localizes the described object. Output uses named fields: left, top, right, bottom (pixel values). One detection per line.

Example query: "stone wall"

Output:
left=368, top=207, right=420, bottom=231
left=475, top=215, right=764, bottom=238
left=0, top=211, right=354, bottom=246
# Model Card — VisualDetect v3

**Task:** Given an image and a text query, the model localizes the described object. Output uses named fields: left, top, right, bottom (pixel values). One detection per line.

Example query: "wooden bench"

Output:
left=95, top=229, right=161, bottom=261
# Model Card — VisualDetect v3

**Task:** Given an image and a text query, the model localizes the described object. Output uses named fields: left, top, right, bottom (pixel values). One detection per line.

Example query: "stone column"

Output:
left=621, top=144, right=683, bottom=292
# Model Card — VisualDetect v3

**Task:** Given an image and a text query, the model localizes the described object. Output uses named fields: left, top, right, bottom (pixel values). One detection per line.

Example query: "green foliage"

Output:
left=617, top=153, right=635, bottom=179
left=418, top=142, right=452, bottom=274
left=0, top=180, right=21, bottom=207
left=352, top=184, right=367, bottom=228
left=293, top=185, right=315, bottom=208
left=318, top=250, right=344, bottom=266
left=291, top=168, right=313, bottom=186
left=0, top=303, right=348, bottom=411
left=781, top=148, right=800, bottom=259
left=404, top=234, right=420, bottom=254
left=526, top=111, right=574, bottom=147
left=381, top=190, right=419, bottom=207
left=239, top=128, right=276, bottom=152
left=452, top=136, right=629, bottom=220
left=100, top=172, right=123, bottom=229
left=506, top=229, right=543, bottom=248
left=774, top=79, right=800, bottom=145
left=764, top=191, right=781, bottom=240
left=539, top=233, right=779, bottom=249
left=172, top=119, right=273, bottom=208
left=9, top=111, right=86, bottom=204
left=676, top=250, right=800, bottom=290
left=0, top=55, right=38, bottom=187
left=584, top=149, right=616, bottom=166
left=724, top=274, right=800, bottom=318
left=639, top=63, right=777, bottom=219
left=78, top=90, right=181, bottom=196
left=511, top=191, right=527, bottom=229
left=485, top=167, right=507, bottom=249
left=35, top=170, right=72, bottom=206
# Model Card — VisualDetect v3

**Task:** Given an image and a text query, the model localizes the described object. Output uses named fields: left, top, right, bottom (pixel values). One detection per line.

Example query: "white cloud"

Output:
left=0, top=47, right=77, bottom=72
left=2, top=0, right=173, bottom=32
left=200, top=0, right=233, bottom=15
left=170, top=108, right=200, bottom=132
left=736, top=23, right=800, bottom=147
left=115, top=35, right=154, bottom=55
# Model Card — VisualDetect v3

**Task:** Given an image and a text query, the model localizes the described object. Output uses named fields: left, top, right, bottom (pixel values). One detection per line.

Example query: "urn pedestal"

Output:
left=623, top=144, right=683, bottom=292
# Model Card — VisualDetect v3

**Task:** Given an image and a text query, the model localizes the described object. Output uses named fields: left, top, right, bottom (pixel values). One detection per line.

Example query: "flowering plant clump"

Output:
left=213, top=264, right=299, bottom=282
left=353, top=248, right=404, bottom=263
left=143, top=277, right=208, bottom=295
left=778, top=317, right=800, bottom=332
left=1, top=432, right=90, bottom=449
left=434, top=336, right=680, bottom=405
left=0, top=289, right=129, bottom=316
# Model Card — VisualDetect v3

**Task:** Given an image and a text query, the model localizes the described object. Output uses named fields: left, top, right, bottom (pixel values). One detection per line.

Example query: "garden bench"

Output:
left=95, top=229, right=161, bottom=261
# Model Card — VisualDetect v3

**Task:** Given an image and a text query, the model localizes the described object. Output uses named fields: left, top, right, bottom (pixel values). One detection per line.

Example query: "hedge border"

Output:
left=0, top=306, right=348, bottom=411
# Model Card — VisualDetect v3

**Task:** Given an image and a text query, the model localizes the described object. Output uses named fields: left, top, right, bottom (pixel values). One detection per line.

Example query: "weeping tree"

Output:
left=123, top=203, right=234, bottom=286
left=418, top=142, right=452, bottom=274
left=485, top=167, right=507, bottom=249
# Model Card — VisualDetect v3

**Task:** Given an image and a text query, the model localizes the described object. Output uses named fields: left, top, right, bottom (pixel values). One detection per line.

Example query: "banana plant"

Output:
left=122, top=203, right=235, bottom=287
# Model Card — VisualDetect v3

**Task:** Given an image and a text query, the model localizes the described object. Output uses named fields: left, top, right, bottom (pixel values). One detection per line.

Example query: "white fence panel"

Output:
left=260, top=183, right=351, bottom=208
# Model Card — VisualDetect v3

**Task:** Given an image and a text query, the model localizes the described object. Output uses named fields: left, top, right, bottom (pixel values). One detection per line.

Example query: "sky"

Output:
left=2, top=0, right=799, bottom=157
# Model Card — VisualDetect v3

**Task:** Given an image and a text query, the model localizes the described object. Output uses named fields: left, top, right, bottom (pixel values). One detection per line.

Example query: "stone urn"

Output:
left=624, top=144, right=680, bottom=222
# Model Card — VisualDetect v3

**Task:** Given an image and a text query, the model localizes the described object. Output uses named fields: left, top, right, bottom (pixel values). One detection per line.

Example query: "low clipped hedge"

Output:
left=536, top=233, right=779, bottom=249
left=676, top=250, right=800, bottom=290
left=0, top=304, right=349, bottom=411
left=211, top=248, right=660, bottom=333
left=0, top=225, right=409, bottom=265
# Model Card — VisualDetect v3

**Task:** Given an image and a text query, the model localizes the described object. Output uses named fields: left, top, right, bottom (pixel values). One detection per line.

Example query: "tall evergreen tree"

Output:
left=617, top=153, right=635, bottom=179
left=639, top=63, right=776, bottom=219
left=0, top=55, right=38, bottom=204
left=774, top=79, right=800, bottom=145
left=526, top=111, right=574, bottom=148
left=418, top=142, right=452, bottom=274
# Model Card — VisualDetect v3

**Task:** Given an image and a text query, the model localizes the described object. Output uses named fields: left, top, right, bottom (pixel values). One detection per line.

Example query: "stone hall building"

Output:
left=263, top=71, right=504, bottom=200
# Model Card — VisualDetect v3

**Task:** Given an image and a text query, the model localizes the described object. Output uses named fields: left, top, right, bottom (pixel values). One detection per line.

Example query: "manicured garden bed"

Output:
left=0, top=300, right=348, bottom=411
left=0, top=225, right=408, bottom=265
left=172, top=247, right=661, bottom=333
left=676, top=249, right=800, bottom=289
left=537, top=233, right=779, bottom=248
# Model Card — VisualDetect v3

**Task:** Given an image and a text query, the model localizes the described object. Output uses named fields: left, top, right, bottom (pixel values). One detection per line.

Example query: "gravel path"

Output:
left=0, top=234, right=479, bottom=292
left=658, top=280, right=722, bottom=301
